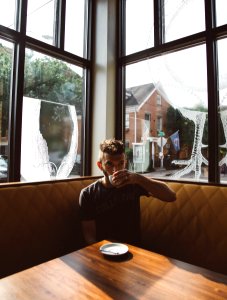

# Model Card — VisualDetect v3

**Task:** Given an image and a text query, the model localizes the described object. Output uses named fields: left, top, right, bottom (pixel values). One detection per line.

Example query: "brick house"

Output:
left=125, top=83, right=173, bottom=170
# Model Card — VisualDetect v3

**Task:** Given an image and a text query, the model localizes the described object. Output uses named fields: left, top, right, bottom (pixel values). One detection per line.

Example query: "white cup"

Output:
left=109, top=175, right=115, bottom=185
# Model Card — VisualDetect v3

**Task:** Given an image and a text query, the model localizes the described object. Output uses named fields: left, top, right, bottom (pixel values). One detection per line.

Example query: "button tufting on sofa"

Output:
left=0, top=178, right=226, bottom=278
left=0, top=177, right=97, bottom=279
left=140, top=181, right=227, bottom=275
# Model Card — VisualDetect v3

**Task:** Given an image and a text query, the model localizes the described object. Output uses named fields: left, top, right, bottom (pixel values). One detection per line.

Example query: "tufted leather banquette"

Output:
left=0, top=177, right=97, bottom=279
left=0, top=177, right=226, bottom=279
left=140, top=181, right=227, bottom=275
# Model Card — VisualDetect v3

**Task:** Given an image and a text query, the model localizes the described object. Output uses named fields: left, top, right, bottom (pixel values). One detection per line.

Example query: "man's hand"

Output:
left=110, top=169, right=134, bottom=187
left=111, top=169, right=176, bottom=202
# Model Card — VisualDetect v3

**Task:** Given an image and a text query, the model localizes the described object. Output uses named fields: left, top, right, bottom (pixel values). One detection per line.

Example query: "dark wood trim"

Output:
left=8, top=0, right=28, bottom=181
left=119, top=31, right=206, bottom=66
left=0, top=0, right=92, bottom=180
left=115, top=0, right=126, bottom=141
left=25, top=37, right=91, bottom=68
left=205, top=0, right=220, bottom=183
left=82, top=0, right=94, bottom=176
left=55, top=0, right=66, bottom=50
left=154, top=0, right=163, bottom=46
left=117, top=0, right=227, bottom=184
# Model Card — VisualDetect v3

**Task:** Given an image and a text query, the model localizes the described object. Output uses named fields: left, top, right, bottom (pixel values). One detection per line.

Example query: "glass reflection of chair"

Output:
left=171, top=108, right=208, bottom=180
left=219, top=109, right=227, bottom=170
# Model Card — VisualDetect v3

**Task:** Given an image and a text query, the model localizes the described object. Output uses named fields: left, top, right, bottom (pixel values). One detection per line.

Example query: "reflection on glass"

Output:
left=0, top=0, right=17, bottom=29
left=21, top=97, right=78, bottom=181
left=26, top=0, right=56, bottom=45
left=0, top=39, right=13, bottom=181
left=216, top=0, right=227, bottom=27
left=65, top=0, right=86, bottom=57
left=22, top=50, right=84, bottom=181
left=125, top=45, right=208, bottom=182
left=218, top=38, right=227, bottom=183
left=164, top=0, right=205, bottom=42
left=126, top=0, right=153, bottom=55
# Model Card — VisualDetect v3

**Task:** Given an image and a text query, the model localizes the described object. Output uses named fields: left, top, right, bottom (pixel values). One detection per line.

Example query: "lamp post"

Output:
left=158, top=131, right=165, bottom=168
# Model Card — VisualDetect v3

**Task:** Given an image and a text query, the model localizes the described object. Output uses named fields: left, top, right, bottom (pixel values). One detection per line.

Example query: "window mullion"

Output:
left=154, top=0, right=164, bottom=46
left=8, top=0, right=28, bottom=181
left=205, top=0, right=220, bottom=183
left=55, top=0, right=66, bottom=49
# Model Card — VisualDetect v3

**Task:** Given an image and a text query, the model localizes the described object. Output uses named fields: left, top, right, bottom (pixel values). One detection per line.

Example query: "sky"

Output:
left=125, top=0, right=227, bottom=109
left=0, top=0, right=227, bottom=109
left=0, top=0, right=84, bottom=76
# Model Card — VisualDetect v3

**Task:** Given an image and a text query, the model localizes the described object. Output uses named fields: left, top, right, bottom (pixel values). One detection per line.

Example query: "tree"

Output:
left=0, top=44, right=83, bottom=137
left=0, top=44, right=12, bottom=136
left=24, top=52, right=83, bottom=114
left=166, top=105, right=210, bottom=159
left=166, top=106, right=194, bottom=150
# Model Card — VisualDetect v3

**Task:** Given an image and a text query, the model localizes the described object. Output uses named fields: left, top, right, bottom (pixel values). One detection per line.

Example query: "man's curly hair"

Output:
left=99, top=139, right=125, bottom=161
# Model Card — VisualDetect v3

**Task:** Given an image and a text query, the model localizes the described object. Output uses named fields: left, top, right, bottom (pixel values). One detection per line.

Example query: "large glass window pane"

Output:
left=217, top=38, right=227, bottom=183
left=125, top=45, right=208, bottom=182
left=0, top=0, right=17, bottom=29
left=0, top=39, right=13, bottom=181
left=22, top=49, right=84, bottom=182
left=216, top=0, right=227, bottom=27
left=125, top=0, right=154, bottom=55
left=26, top=0, right=56, bottom=45
left=65, top=0, right=86, bottom=57
left=164, top=0, right=205, bottom=42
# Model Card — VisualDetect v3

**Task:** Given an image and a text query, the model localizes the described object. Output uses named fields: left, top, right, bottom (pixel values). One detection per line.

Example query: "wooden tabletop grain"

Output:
left=0, top=240, right=226, bottom=299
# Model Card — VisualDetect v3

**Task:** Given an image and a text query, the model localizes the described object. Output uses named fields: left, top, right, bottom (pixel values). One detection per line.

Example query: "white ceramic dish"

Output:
left=99, top=243, right=128, bottom=256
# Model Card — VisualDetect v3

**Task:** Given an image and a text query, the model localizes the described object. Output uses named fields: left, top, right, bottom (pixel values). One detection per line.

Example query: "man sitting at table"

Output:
left=79, top=138, right=176, bottom=245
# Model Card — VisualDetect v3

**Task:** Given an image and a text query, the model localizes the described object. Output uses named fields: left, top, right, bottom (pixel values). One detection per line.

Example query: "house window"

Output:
left=145, top=113, right=151, bottom=121
left=125, top=113, right=130, bottom=129
left=121, top=0, right=226, bottom=184
left=145, top=113, right=151, bottom=131
left=156, top=95, right=161, bottom=106
left=0, top=0, right=91, bottom=182
left=157, top=117, right=162, bottom=132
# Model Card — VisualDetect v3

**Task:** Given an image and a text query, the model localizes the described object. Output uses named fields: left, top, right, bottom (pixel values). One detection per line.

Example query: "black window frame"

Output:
left=117, top=0, right=227, bottom=184
left=0, top=0, right=93, bottom=182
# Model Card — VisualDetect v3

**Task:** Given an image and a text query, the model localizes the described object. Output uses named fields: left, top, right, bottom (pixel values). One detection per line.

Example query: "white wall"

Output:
left=91, top=0, right=117, bottom=175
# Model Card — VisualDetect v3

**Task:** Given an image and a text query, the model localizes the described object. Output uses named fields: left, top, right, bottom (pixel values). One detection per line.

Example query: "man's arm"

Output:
left=81, top=219, right=97, bottom=245
left=132, top=173, right=176, bottom=202
left=111, top=169, right=176, bottom=202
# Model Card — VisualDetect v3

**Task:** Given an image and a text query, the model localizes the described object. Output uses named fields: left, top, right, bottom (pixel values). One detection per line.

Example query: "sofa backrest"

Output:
left=140, top=181, right=227, bottom=275
left=0, top=177, right=97, bottom=278
left=1, top=177, right=226, bottom=278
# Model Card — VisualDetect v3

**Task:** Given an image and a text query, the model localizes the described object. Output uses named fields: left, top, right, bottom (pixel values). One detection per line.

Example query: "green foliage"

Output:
left=0, top=44, right=12, bottom=135
left=125, top=147, right=133, bottom=162
left=0, top=44, right=83, bottom=136
left=24, top=53, right=83, bottom=114
left=166, top=106, right=195, bottom=149
left=166, top=104, right=210, bottom=151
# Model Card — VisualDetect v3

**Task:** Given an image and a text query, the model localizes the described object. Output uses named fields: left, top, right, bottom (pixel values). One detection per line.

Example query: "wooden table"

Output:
left=0, top=240, right=227, bottom=300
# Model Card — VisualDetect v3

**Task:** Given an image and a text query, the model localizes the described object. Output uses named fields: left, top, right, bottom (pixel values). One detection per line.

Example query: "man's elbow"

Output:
left=165, top=191, right=177, bottom=202
left=157, top=190, right=176, bottom=202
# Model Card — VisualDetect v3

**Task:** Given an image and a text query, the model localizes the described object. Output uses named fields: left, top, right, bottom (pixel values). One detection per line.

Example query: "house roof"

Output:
left=125, top=83, right=156, bottom=107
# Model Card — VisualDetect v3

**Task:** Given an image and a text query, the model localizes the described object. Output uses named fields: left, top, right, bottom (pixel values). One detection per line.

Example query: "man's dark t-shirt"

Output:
left=79, top=180, right=149, bottom=245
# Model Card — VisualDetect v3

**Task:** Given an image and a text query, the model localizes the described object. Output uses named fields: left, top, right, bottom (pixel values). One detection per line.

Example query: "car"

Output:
left=0, top=155, right=8, bottom=178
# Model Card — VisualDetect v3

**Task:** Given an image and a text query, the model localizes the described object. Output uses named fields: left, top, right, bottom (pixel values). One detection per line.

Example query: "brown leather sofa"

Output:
left=0, top=177, right=96, bottom=279
left=140, top=181, right=227, bottom=275
left=0, top=177, right=226, bottom=278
